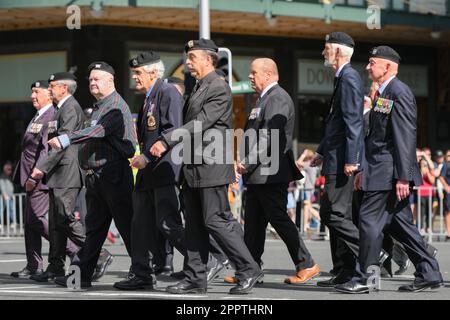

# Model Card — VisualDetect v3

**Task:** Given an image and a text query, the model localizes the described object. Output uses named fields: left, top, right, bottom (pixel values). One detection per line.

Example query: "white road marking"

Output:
left=0, top=259, right=26, bottom=263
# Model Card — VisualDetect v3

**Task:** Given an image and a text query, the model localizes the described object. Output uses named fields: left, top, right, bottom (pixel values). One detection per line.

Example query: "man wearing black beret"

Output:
left=310, top=32, right=364, bottom=287
left=112, top=51, right=186, bottom=290
left=150, top=38, right=262, bottom=295
left=49, top=61, right=137, bottom=288
left=28, top=72, right=87, bottom=282
left=336, top=46, right=443, bottom=293
left=11, top=80, right=80, bottom=279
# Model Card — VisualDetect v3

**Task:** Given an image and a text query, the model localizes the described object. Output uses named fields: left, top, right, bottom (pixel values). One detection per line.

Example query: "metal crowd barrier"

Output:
left=414, top=186, right=447, bottom=243
left=293, top=185, right=447, bottom=243
left=0, top=193, right=25, bottom=238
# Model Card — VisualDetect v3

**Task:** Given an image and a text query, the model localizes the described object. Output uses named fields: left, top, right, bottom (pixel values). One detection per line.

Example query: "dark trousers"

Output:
left=131, top=185, right=185, bottom=278
left=48, top=187, right=85, bottom=271
left=182, top=183, right=259, bottom=287
left=244, top=183, right=314, bottom=270
left=153, top=231, right=174, bottom=269
left=319, top=174, right=359, bottom=271
left=353, top=189, right=394, bottom=272
left=358, top=190, right=442, bottom=282
left=25, top=189, right=79, bottom=271
left=73, top=162, right=134, bottom=282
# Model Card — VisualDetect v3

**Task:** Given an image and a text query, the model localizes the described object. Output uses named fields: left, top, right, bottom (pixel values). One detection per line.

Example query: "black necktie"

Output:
left=191, top=81, right=200, bottom=95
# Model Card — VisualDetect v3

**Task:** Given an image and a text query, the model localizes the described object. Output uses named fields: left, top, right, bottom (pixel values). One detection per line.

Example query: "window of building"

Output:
left=0, top=51, right=67, bottom=103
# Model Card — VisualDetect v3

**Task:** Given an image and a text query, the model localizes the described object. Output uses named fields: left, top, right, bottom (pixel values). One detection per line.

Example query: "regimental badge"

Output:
left=373, top=98, right=394, bottom=114
left=28, top=123, right=43, bottom=134
left=35, top=82, right=41, bottom=88
left=48, top=120, right=58, bottom=133
left=325, top=34, right=330, bottom=41
left=248, top=107, right=261, bottom=120
left=147, top=112, right=156, bottom=131
left=188, top=40, right=194, bottom=48
left=132, top=59, right=138, bottom=67
left=49, top=75, right=55, bottom=81
left=372, top=48, right=378, bottom=55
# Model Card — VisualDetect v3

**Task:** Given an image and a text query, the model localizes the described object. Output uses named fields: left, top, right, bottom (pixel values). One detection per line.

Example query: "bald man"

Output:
left=235, top=58, right=320, bottom=285
left=50, top=62, right=137, bottom=288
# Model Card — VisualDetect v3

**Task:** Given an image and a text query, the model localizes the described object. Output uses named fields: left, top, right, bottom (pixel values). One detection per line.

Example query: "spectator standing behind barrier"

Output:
left=439, top=150, right=450, bottom=241
left=417, top=158, right=435, bottom=234
left=0, top=162, right=15, bottom=226
left=296, top=149, right=320, bottom=233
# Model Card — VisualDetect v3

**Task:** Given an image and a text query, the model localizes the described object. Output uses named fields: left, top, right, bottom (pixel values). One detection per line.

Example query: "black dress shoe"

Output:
left=229, top=272, right=263, bottom=295
left=394, top=260, right=411, bottom=276
left=166, top=281, right=207, bottom=294
left=92, top=249, right=113, bottom=281
left=11, top=267, right=43, bottom=278
left=154, top=265, right=173, bottom=276
left=30, top=269, right=65, bottom=282
left=207, top=260, right=225, bottom=284
left=54, top=276, right=92, bottom=288
left=317, top=269, right=353, bottom=287
left=170, top=270, right=185, bottom=280
left=335, top=280, right=370, bottom=294
left=114, top=273, right=154, bottom=290
left=398, top=279, right=443, bottom=292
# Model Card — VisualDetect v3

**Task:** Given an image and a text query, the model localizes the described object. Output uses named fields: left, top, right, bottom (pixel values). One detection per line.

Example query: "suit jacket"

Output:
left=13, top=106, right=56, bottom=190
left=36, top=95, right=84, bottom=188
left=362, top=77, right=422, bottom=191
left=317, top=63, right=364, bottom=175
left=135, top=79, right=183, bottom=189
left=241, top=84, right=303, bottom=185
left=162, top=70, right=234, bottom=188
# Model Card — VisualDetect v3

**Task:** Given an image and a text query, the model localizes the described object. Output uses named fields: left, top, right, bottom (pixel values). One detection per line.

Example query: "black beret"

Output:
left=30, top=80, right=49, bottom=90
left=325, top=32, right=355, bottom=48
left=165, top=76, right=184, bottom=85
left=184, top=38, right=218, bottom=53
left=129, top=51, right=161, bottom=68
left=48, top=72, right=77, bottom=82
left=88, top=61, right=115, bottom=75
left=370, top=46, right=401, bottom=64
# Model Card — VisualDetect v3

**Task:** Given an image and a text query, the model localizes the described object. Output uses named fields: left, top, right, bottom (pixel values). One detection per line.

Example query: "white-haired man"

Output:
left=113, top=51, right=186, bottom=290
left=310, top=32, right=365, bottom=287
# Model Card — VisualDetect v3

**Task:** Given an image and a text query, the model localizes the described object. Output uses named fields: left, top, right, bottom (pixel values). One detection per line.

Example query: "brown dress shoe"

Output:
left=224, top=276, right=238, bottom=284
left=284, top=264, right=320, bottom=284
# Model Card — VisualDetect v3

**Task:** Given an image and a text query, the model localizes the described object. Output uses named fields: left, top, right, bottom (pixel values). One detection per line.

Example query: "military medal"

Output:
left=48, top=120, right=58, bottom=133
left=374, top=98, right=394, bottom=114
left=248, top=107, right=260, bottom=120
left=28, top=123, right=43, bottom=134
left=147, top=103, right=157, bottom=131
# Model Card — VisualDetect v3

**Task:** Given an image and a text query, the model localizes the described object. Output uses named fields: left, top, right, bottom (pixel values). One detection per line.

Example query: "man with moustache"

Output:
left=150, top=39, right=262, bottom=295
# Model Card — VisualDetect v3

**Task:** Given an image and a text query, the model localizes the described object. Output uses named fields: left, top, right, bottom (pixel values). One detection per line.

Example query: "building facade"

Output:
left=0, top=0, right=449, bottom=164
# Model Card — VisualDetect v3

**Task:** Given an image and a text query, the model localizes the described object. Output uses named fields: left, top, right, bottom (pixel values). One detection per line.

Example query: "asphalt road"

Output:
left=0, top=234, right=448, bottom=301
